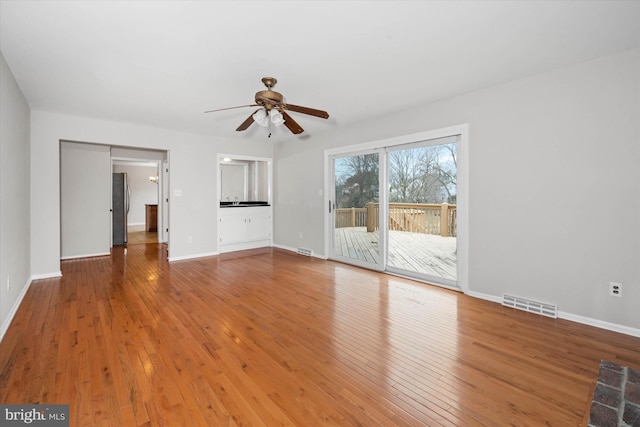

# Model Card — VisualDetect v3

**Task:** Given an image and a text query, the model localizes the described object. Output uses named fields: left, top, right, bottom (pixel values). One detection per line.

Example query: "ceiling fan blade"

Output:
left=204, top=104, right=259, bottom=113
left=283, top=103, right=329, bottom=119
left=236, top=110, right=259, bottom=131
left=280, top=110, right=304, bottom=134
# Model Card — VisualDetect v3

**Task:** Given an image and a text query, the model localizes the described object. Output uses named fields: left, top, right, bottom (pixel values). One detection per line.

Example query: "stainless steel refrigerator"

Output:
left=112, top=172, right=130, bottom=246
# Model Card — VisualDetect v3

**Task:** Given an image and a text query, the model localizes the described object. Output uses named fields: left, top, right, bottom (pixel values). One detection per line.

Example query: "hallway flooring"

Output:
left=127, top=224, right=158, bottom=245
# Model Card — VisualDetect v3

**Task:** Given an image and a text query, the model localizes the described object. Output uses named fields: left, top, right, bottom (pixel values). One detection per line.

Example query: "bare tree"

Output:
left=388, top=143, right=457, bottom=204
left=336, top=153, right=379, bottom=208
left=389, top=149, right=422, bottom=202
left=336, top=143, right=457, bottom=208
left=433, top=143, right=457, bottom=203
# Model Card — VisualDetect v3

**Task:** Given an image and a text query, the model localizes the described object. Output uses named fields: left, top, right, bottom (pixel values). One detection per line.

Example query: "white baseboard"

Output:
left=271, top=243, right=328, bottom=260
left=558, top=311, right=640, bottom=338
left=220, top=240, right=272, bottom=254
left=0, top=276, right=33, bottom=343
left=60, top=252, right=110, bottom=261
left=465, top=290, right=502, bottom=304
left=168, top=251, right=219, bottom=262
left=466, top=290, right=640, bottom=338
left=31, top=271, right=63, bottom=280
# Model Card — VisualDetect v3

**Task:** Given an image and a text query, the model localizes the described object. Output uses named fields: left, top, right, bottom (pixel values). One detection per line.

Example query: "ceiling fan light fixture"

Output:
left=206, top=77, right=329, bottom=135
left=252, top=109, right=268, bottom=127
left=270, top=109, right=285, bottom=126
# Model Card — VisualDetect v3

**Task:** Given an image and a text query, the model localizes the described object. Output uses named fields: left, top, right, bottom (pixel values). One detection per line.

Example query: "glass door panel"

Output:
left=386, top=137, right=458, bottom=285
left=331, top=152, right=381, bottom=269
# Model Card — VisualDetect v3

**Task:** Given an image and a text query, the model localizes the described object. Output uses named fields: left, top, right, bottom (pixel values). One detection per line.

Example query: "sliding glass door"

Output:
left=386, top=136, right=458, bottom=287
left=331, top=151, right=382, bottom=270
left=327, top=128, right=465, bottom=290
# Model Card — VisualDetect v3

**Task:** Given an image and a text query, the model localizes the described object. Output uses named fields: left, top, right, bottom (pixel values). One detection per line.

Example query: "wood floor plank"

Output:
left=1, top=244, right=639, bottom=426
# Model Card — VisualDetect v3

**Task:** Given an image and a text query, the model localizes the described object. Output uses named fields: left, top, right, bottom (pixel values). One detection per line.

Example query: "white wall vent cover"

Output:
left=297, top=248, right=313, bottom=257
left=502, top=294, right=557, bottom=318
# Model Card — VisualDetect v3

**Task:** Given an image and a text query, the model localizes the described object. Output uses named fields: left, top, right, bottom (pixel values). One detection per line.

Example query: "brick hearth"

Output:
left=588, top=360, right=640, bottom=427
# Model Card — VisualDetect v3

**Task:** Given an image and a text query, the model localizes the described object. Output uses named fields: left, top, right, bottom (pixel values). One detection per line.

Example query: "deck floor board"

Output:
left=334, top=227, right=457, bottom=279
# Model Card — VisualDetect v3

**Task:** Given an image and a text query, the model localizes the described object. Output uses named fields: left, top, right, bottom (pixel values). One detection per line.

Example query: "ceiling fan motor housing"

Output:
left=255, top=90, right=283, bottom=108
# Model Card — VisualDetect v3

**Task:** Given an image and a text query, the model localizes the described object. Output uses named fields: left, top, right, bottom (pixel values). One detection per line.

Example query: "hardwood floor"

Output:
left=127, top=224, right=159, bottom=245
left=1, top=244, right=639, bottom=426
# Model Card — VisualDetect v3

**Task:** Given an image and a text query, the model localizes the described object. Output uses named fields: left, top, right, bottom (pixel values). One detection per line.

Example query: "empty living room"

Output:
left=1, top=1, right=639, bottom=426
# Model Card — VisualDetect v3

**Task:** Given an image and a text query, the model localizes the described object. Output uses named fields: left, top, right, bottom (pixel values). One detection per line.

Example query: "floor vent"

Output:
left=502, top=294, right=557, bottom=318
left=297, top=248, right=313, bottom=257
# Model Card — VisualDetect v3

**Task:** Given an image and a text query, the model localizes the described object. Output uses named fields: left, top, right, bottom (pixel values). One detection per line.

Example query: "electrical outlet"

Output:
left=188, top=236, right=193, bottom=244
left=609, top=282, right=622, bottom=297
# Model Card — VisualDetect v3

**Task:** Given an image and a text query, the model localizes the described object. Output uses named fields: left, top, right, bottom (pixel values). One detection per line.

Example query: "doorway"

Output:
left=326, top=126, right=467, bottom=291
left=60, top=141, right=169, bottom=260
left=111, top=159, right=164, bottom=246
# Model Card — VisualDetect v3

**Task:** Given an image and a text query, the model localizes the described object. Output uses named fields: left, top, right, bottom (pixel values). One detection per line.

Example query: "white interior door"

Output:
left=60, top=141, right=111, bottom=259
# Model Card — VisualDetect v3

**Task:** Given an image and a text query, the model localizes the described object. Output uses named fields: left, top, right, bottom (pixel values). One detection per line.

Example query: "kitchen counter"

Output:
left=220, top=201, right=270, bottom=208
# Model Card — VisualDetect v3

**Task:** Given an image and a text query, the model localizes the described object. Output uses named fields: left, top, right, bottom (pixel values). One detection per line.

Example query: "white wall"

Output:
left=0, top=51, right=31, bottom=337
left=31, top=112, right=273, bottom=275
left=113, top=164, right=159, bottom=225
left=273, top=49, right=640, bottom=332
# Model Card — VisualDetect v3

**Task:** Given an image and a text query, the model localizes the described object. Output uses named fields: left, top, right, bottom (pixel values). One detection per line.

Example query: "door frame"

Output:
left=324, top=124, right=468, bottom=293
left=111, top=157, right=168, bottom=245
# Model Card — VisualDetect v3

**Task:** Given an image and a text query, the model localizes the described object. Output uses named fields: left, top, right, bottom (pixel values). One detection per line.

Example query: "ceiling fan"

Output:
left=205, top=77, right=329, bottom=136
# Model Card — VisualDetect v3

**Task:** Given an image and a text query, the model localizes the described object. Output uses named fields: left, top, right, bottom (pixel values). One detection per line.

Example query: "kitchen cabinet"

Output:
left=145, top=204, right=158, bottom=232
left=219, top=206, right=271, bottom=252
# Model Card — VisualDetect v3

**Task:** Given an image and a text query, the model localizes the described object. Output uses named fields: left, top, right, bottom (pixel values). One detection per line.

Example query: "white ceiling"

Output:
left=1, top=1, right=638, bottom=142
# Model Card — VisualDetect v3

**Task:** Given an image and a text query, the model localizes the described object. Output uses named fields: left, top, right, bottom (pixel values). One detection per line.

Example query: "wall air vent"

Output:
left=502, top=294, right=557, bottom=318
left=297, top=248, right=313, bottom=257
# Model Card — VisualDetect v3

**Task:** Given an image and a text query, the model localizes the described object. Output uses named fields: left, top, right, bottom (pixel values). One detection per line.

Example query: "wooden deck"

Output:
left=334, top=227, right=457, bottom=279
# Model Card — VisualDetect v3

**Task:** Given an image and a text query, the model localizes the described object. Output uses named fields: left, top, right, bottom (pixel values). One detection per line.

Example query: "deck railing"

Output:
left=335, top=203, right=457, bottom=237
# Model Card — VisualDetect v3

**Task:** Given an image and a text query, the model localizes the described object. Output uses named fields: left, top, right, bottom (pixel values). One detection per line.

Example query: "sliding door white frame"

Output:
left=385, top=134, right=461, bottom=289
